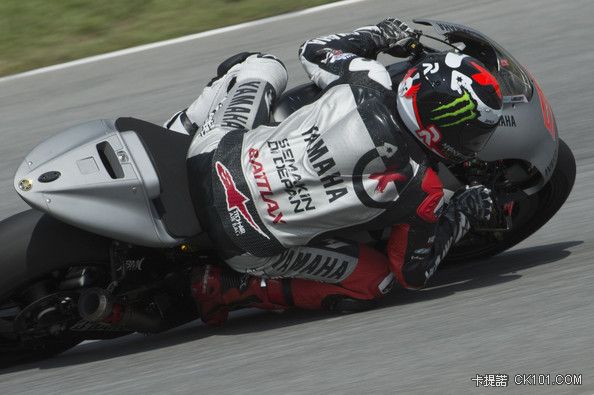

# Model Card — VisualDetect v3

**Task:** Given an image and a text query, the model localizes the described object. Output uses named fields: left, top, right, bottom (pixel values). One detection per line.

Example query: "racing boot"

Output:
left=190, top=265, right=292, bottom=326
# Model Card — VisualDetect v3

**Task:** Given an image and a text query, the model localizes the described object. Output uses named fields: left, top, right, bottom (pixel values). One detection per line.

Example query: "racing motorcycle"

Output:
left=0, top=19, right=575, bottom=365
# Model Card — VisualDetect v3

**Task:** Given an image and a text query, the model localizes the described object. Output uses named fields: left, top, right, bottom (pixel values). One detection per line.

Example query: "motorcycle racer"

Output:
left=164, top=18, right=502, bottom=325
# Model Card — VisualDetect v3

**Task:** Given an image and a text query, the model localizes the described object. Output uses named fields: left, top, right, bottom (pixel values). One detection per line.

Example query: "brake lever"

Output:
left=406, top=30, right=425, bottom=61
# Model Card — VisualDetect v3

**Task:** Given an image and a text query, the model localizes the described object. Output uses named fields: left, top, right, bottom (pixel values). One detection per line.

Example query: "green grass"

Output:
left=0, top=0, right=337, bottom=77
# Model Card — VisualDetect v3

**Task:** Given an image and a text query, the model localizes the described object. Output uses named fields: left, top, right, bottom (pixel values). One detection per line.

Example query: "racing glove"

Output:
left=376, top=18, right=415, bottom=57
left=451, top=185, right=494, bottom=226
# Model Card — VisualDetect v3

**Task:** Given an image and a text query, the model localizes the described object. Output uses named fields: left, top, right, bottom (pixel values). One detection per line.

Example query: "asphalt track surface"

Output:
left=1, top=0, right=594, bottom=393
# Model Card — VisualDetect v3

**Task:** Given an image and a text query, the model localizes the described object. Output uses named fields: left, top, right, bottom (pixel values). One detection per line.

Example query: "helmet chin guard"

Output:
left=397, top=52, right=503, bottom=164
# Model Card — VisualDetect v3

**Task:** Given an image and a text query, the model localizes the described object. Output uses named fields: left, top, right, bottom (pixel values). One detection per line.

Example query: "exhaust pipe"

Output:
left=78, top=287, right=166, bottom=332
left=78, top=287, right=113, bottom=322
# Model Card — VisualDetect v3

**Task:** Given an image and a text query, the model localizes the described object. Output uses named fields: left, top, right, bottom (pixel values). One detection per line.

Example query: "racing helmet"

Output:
left=397, top=52, right=503, bottom=163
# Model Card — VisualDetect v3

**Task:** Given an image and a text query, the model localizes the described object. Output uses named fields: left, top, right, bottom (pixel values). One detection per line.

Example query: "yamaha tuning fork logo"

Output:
left=353, top=143, right=413, bottom=209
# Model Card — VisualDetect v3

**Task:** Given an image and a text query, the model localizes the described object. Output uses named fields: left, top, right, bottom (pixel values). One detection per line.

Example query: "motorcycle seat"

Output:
left=114, top=117, right=201, bottom=238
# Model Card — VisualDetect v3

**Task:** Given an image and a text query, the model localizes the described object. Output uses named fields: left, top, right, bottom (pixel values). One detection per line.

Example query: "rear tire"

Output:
left=0, top=270, right=104, bottom=367
left=447, top=138, right=576, bottom=262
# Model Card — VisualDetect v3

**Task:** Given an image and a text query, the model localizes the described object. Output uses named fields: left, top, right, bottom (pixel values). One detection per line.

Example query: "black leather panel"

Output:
left=115, top=117, right=201, bottom=238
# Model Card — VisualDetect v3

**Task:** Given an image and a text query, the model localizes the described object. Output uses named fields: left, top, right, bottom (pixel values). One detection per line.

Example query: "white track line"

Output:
left=0, top=0, right=368, bottom=84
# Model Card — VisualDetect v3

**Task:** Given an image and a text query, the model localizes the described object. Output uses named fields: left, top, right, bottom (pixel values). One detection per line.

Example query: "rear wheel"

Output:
left=0, top=266, right=111, bottom=367
left=0, top=321, right=82, bottom=368
left=447, top=139, right=576, bottom=262
left=0, top=293, right=81, bottom=367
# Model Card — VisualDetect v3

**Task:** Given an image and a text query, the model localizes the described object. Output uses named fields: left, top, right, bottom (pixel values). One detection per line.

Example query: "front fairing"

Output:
left=414, top=19, right=559, bottom=193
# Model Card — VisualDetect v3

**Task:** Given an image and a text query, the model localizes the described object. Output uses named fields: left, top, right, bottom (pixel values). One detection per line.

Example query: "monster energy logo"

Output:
left=430, top=90, right=477, bottom=127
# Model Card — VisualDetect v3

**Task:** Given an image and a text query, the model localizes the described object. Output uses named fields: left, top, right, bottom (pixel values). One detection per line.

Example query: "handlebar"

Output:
left=392, top=29, right=458, bottom=61
left=405, top=35, right=425, bottom=61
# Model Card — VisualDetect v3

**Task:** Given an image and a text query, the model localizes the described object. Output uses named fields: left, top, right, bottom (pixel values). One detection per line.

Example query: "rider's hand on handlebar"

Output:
left=376, top=18, right=415, bottom=57
left=451, top=185, right=494, bottom=225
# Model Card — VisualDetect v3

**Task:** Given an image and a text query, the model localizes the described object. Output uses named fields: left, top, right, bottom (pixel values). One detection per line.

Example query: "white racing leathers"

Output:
left=179, top=28, right=470, bottom=289
left=212, top=84, right=420, bottom=255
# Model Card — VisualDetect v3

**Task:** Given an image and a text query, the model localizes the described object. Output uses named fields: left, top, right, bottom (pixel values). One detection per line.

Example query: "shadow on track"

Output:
left=385, top=239, right=584, bottom=306
left=0, top=240, right=582, bottom=373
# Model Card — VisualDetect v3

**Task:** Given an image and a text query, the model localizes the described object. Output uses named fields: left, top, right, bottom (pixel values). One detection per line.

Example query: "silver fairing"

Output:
left=14, top=119, right=181, bottom=247
left=414, top=19, right=559, bottom=194
left=479, top=88, right=558, bottom=194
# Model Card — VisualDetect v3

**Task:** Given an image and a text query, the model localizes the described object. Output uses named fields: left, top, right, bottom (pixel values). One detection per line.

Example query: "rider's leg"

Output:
left=164, top=52, right=287, bottom=137
left=290, top=245, right=395, bottom=311
left=163, top=52, right=253, bottom=134
left=185, top=52, right=287, bottom=160
left=191, top=243, right=395, bottom=325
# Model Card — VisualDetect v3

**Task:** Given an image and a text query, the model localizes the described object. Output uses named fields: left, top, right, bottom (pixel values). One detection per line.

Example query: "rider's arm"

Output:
left=299, top=19, right=413, bottom=89
left=388, top=206, right=469, bottom=290
left=388, top=176, right=492, bottom=290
